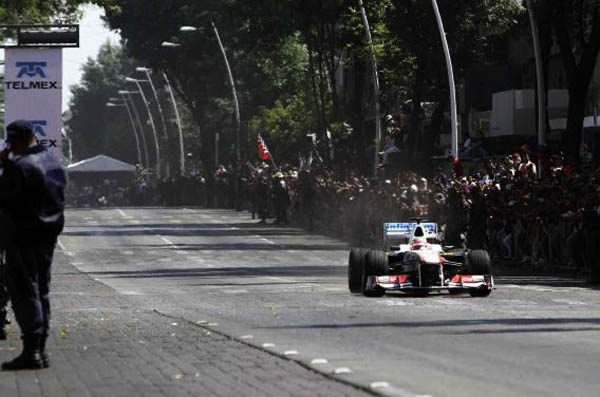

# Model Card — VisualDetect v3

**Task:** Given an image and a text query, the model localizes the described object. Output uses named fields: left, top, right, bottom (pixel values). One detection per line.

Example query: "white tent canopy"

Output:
left=66, top=155, right=136, bottom=173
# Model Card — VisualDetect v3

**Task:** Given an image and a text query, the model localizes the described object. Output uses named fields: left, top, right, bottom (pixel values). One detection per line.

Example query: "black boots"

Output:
left=1, top=334, right=44, bottom=370
left=40, top=335, right=49, bottom=368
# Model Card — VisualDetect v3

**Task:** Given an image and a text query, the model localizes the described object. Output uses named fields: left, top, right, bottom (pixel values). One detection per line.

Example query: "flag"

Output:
left=257, top=134, right=271, bottom=161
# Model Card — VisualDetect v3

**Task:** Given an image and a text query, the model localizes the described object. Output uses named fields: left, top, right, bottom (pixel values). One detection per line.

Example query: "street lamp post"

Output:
left=120, top=90, right=150, bottom=168
left=107, top=100, right=143, bottom=166
left=62, top=129, right=73, bottom=164
left=358, top=0, right=382, bottom=176
left=126, top=77, right=161, bottom=178
left=136, top=67, right=170, bottom=166
left=162, top=71, right=186, bottom=176
left=431, top=0, right=459, bottom=161
left=180, top=23, right=242, bottom=209
left=526, top=0, right=546, bottom=178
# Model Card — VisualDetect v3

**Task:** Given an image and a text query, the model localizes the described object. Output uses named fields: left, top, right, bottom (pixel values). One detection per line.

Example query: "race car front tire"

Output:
left=466, top=250, right=492, bottom=275
left=348, top=248, right=368, bottom=293
left=366, top=250, right=389, bottom=277
left=467, top=250, right=493, bottom=297
left=363, top=250, right=389, bottom=297
left=469, top=286, right=492, bottom=297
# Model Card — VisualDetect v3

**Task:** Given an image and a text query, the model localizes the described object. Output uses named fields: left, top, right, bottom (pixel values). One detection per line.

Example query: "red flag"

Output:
left=257, top=134, right=271, bottom=161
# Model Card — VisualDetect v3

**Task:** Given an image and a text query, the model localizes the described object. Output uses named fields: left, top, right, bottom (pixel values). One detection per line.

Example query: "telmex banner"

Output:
left=3, top=48, right=63, bottom=159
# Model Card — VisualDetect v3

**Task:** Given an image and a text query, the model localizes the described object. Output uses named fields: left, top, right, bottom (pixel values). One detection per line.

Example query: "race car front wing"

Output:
left=367, top=273, right=494, bottom=292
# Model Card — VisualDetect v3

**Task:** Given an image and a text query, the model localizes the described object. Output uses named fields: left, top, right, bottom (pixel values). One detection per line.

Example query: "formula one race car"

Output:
left=348, top=221, right=494, bottom=297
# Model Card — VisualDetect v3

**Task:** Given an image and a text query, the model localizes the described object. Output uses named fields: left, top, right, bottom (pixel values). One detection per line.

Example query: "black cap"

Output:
left=6, top=120, right=35, bottom=142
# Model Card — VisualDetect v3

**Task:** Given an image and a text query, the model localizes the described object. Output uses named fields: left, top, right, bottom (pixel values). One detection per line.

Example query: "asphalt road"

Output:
left=58, top=208, right=600, bottom=397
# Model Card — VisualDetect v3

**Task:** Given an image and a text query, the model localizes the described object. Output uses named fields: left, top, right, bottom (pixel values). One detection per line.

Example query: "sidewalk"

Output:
left=0, top=258, right=371, bottom=396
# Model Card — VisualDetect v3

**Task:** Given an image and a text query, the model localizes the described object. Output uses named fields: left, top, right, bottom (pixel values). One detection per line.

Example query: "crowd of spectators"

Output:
left=66, top=174, right=207, bottom=208
left=240, top=148, right=600, bottom=279
left=65, top=146, right=600, bottom=279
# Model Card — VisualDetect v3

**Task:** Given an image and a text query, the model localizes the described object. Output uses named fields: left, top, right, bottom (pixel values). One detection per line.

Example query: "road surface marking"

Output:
left=207, top=322, right=218, bottom=326
left=381, top=300, right=414, bottom=306
left=160, top=236, right=175, bottom=245
left=240, top=335, right=253, bottom=339
left=115, top=209, right=127, bottom=217
left=311, top=358, right=328, bottom=365
left=504, top=284, right=553, bottom=292
left=57, top=239, right=66, bottom=251
left=334, top=367, right=352, bottom=374
left=262, top=343, right=275, bottom=348
left=552, top=298, right=587, bottom=305
left=432, top=299, right=468, bottom=306
left=223, top=289, right=249, bottom=294
left=196, top=320, right=208, bottom=324
left=284, top=350, right=298, bottom=356
left=370, top=382, right=390, bottom=389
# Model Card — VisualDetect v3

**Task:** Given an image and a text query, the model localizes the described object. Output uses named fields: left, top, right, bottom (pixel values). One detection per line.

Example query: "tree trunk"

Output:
left=565, top=85, right=586, bottom=162
left=552, top=4, right=600, bottom=162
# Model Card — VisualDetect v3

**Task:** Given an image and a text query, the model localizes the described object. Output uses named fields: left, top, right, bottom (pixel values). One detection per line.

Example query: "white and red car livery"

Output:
left=348, top=221, right=494, bottom=297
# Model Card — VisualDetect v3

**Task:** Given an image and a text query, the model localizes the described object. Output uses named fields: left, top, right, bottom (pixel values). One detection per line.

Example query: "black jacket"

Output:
left=0, top=145, right=67, bottom=243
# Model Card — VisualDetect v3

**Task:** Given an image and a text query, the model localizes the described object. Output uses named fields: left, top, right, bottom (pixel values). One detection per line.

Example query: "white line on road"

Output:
left=370, top=381, right=390, bottom=389
left=240, top=335, right=253, bottom=339
left=261, top=237, right=277, bottom=245
left=57, top=239, right=66, bottom=251
left=504, top=284, right=554, bottom=292
left=115, top=209, right=127, bottom=217
left=334, top=367, right=352, bottom=374
left=160, top=236, right=175, bottom=245
left=310, top=358, right=328, bottom=365
left=284, top=350, right=298, bottom=356
left=262, top=343, right=275, bottom=348
left=552, top=298, right=587, bottom=305
left=222, top=289, right=249, bottom=294
left=380, top=300, right=414, bottom=306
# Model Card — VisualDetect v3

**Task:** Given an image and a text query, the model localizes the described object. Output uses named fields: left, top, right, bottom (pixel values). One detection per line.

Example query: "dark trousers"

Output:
left=5, top=243, right=54, bottom=337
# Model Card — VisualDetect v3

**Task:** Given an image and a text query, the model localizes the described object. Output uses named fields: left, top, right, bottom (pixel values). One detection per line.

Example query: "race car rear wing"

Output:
left=383, top=222, right=438, bottom=250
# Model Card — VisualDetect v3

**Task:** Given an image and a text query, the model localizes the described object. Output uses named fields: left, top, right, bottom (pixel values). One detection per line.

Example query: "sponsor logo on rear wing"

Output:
left=384, top=222, right=438, bottom=236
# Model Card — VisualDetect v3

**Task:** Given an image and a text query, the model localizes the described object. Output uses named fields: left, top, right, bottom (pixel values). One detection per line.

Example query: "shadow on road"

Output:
left=495, top=276, right=600, bottom=290
left=118, top=243, right=348, bottom=251
left=264, top=317, right=600, bottom=334
left=87, top=265, right=346, bottom=279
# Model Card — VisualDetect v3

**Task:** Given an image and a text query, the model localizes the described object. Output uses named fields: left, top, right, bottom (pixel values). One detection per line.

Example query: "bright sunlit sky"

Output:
left=62, top=4, right=121, bottom=112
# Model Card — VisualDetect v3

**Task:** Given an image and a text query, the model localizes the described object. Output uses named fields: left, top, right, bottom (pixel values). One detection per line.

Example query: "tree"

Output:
left=386, top=0, right=523, bottom=155
left=67, top=42, right=139, bottom=163
left=0, top=1, right=82, bottom=24
left=549, top=0, right=600, bottom=162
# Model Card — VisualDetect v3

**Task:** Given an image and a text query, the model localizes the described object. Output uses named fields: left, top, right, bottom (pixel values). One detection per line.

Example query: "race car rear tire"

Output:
left=467, top=250, right=492, bottom=275
left=363, top=250, right=388, bottom=297
left=348, top=248, right=368, bottom=293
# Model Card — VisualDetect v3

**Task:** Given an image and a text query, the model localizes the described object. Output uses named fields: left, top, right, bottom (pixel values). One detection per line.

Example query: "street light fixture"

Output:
left=162, top=72, right=186, bottom=177
left=358, top=0, right=382, bottom=176
left=119, top=90, right=150, bottom=168
left=161, top=41, right=181, bottom=48
left=136, top=66, right=170, bottom=172
left=431, top=0, right=458, bottom=161
left=106, top=101, right=143, bottom=165
left=126, top=76, right=161, bottom=178
left=180, top=22, right=242, bottom=208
